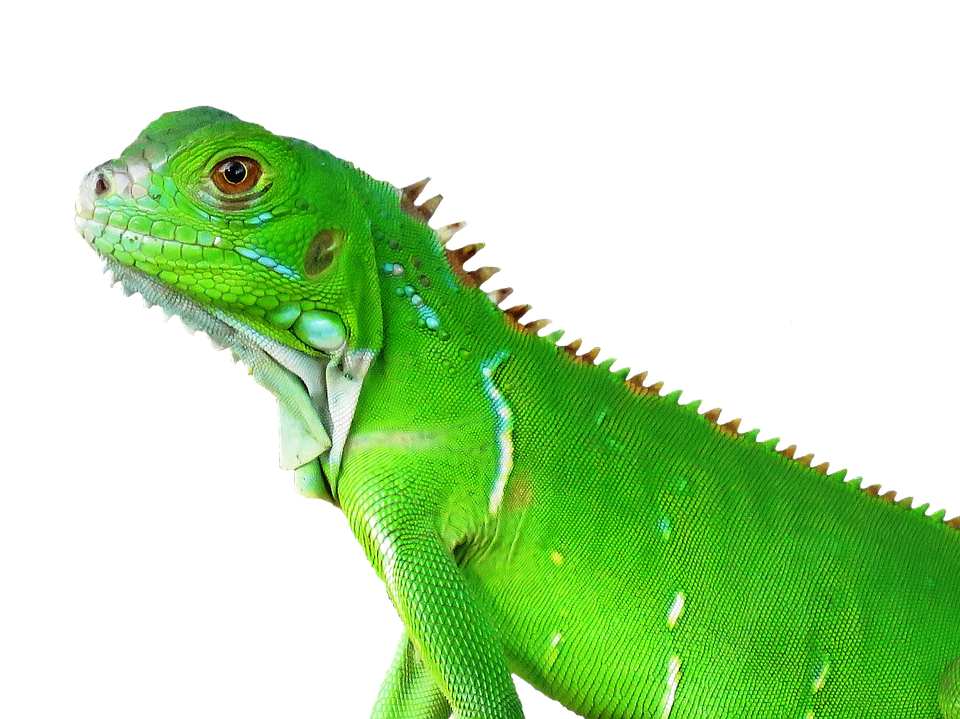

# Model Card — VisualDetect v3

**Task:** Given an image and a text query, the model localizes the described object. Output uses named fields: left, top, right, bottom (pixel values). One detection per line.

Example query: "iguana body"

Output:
left=75, top=108, right=960, bottom=719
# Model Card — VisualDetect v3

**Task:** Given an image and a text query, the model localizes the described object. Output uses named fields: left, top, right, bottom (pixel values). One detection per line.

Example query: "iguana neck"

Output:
left=351, top=174, right=517, bottom=388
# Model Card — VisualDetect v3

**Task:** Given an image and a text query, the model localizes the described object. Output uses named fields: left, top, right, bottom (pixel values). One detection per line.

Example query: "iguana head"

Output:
left=76, top=106, right=383, bottom=359
left=76, top=107, right=389, bottom=502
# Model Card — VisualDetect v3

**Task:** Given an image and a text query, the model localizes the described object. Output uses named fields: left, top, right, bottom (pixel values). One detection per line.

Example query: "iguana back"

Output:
left=76, top=107, right=960, bottom=718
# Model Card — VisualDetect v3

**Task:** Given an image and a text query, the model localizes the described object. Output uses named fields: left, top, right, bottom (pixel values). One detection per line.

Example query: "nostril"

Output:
left=94, top=173, right=110, bottom=197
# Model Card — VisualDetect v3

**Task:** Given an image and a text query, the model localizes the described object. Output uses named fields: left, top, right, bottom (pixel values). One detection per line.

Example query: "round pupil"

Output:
left=223, top=160, right=247, bottom=184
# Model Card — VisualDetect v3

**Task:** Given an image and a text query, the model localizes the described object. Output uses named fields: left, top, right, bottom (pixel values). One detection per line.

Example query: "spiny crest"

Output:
left=399, top=178, right=552, bottom=335
left=399, top=178, right=441, bottom=223
left=400, top=175, right=960, bottom=531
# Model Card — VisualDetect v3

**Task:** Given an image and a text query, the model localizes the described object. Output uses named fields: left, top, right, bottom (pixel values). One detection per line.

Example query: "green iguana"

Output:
left=75, top=107, right=960, bottom=719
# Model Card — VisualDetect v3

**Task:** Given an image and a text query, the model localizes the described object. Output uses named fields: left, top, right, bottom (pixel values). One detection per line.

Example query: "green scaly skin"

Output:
left=76, top=108, right=960, bottom=719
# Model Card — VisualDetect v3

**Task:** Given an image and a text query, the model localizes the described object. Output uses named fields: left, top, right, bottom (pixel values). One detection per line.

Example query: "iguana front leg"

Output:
left=942, top=656, right=960, bottom=719
left=372, top=632, right=451, bottom=719
left=339, top=463, right=523, bottom=719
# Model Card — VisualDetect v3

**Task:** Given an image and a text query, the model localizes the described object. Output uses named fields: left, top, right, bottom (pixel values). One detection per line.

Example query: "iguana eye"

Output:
left=212, top=157, right=262, bottom=193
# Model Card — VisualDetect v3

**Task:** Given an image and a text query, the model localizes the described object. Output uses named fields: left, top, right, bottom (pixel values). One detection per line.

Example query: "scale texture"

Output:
left=75, top=108, right=960, bottom=718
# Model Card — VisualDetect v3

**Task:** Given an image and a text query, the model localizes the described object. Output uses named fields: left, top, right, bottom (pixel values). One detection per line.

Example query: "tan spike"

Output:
left=562, top=338, right=583, bottom=358
left=400, top=175, right=433, bottom=202
left=469, top=266, right=500, bottom=285
left=864, top=484, right=883, bottom=497
left=797, top=452, right=817, bottom=467
left=487, top=287, right=514, bottom=305
left=947, top=515, right=960, bottom=530
left=779, top=444, right=797, bottom=459
left=813, top=462, right=830, bottom=475
left=877, top=487, right=900, bottom=504
left=627, top=373, right=666, bottom=397
left=436, top=221, right=467, bottom=245
left=503, top=302, right=533, bottom=321
left=581, top=347, right=601, bottom=364
left=399, top=175, right=433, bottom=223
left=524, top=318, right=552, bottom=334
left=419, top=194, right=443, bottom=221
left=457, top=240, right=487, bottom=262
left=648, top=380, right=664, bottom=396
left=703, top=407, right=722, bottom=424
left=719, top=417, right=741, bottom=436
left=449, top=242, right=484, bottom=267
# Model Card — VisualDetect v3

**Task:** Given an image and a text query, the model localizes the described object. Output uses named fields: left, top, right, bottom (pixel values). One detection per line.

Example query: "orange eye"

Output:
left=211, top=157, right=262, bottom=194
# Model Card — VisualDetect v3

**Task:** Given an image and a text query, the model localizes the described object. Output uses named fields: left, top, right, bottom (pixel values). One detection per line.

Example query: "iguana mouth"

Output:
left=88, top=251, right=262, bottom=361
left=74, top=208, right=256, bottom=362
left=78, top=222, right=342, bottom=482
left=77, top=214, right=348, bottom=362
left=74, top=214, right=373, bottom=505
